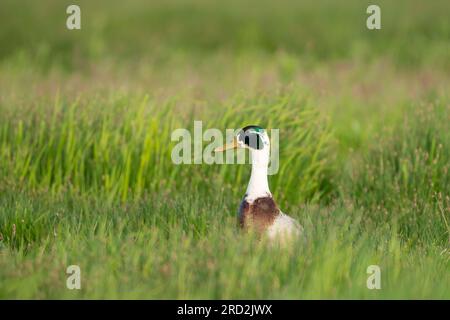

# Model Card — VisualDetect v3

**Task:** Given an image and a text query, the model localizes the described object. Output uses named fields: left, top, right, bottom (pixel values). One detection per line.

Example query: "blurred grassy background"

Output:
left=0, top=0, right=449, bottom=298
left=1, top=0, right=449, bottom=69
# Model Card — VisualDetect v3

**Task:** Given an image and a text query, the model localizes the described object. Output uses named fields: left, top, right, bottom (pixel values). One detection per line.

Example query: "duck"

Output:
left=215, top=125, right=303, bottom=242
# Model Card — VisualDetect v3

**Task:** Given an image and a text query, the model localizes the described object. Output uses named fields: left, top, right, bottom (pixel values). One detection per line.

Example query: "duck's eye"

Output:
left=239, top=131, right=264, bottom=150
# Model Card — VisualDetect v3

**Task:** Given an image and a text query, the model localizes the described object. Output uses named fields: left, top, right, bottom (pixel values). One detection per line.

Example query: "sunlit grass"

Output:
left=0, top=0, right=449, bottom=299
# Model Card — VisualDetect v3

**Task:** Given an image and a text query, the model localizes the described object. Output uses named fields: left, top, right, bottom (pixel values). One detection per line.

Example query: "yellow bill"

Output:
left=214, top=138, right=238, bottom=152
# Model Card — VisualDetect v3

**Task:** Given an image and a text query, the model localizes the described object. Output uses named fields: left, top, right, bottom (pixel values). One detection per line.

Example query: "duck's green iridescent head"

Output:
left=215, top=125, right=269, bottom=152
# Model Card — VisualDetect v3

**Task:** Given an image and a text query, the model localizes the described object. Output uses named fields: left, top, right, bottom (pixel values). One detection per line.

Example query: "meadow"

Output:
left=0, top=0, right=449, bottom=299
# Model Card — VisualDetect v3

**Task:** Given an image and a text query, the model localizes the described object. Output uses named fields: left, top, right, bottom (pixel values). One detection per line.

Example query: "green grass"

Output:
left=0, top=0, right=449, bottom=299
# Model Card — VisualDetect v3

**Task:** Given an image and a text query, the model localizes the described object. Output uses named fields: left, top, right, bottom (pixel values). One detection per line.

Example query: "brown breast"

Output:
left=238, top=196, right=280, bottom=234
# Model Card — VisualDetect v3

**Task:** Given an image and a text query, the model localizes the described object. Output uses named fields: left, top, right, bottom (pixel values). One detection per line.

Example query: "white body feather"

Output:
left=245, top=132, right=304, bottom=242
left=267, top=211, right=303, bottom=241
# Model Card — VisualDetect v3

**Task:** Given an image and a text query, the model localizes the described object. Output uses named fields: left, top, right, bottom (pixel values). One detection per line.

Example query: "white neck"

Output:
left=245, top=148, right=271, bottom=202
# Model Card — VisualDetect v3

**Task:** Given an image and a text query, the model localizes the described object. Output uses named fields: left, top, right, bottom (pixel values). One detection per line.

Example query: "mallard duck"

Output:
left=215, top=125, right=303, bottom=242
